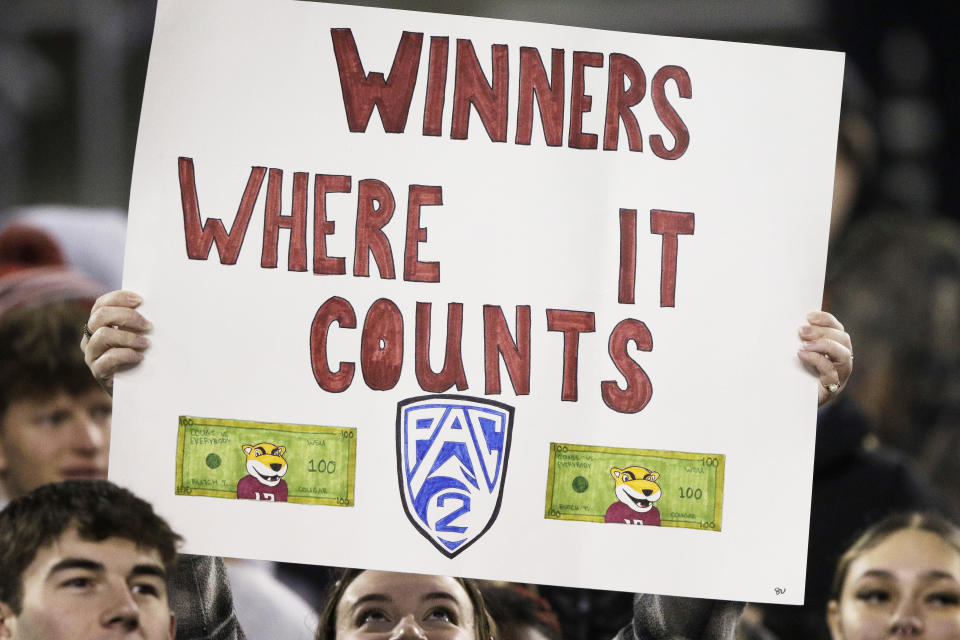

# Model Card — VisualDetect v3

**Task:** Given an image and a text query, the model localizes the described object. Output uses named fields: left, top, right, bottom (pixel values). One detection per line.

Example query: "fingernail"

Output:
left=800, top=340, right=813, bottom=349
left=127, top=293, right=143, bottom=305
left=134, top=335, right=151, bottom=348
left=144, top=319, right=154, bottom=331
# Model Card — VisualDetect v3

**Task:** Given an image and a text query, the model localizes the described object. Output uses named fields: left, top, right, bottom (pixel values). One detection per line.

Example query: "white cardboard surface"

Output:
left=113, top=0, right=843, bottom=604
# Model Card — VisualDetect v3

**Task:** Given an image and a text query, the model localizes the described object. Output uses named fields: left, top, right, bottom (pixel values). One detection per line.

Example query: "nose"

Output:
left=69, top=414, right=108, bottom=454
left=642, top=489, right=653, bottom=496
left=100, top=585, right=141, bottom=632
left=889, top=599, right=924, bottom=636
left=270, top=463, right=283, bottom=471
left=388, top=614, right=429, bottom=640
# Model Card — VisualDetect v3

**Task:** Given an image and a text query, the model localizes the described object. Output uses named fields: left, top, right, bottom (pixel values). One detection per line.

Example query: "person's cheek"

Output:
left=842, top=609, right=884, bottom=640
left=926, top=615, right=960, bottom=640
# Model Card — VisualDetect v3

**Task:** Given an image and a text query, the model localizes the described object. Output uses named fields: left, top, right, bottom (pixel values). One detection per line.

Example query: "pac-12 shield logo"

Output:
left=397, top=395, right=514, bottom=558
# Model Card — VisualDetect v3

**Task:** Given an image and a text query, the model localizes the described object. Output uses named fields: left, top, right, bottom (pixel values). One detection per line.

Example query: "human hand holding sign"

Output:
left=81, top=291, right=852, bottom=406
left=796, top=311, right=853, bottom=406
left=80, top=290, right=152, bottom=395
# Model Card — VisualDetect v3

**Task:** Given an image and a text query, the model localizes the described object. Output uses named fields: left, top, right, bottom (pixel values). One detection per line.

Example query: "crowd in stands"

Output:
left=2, top=13, right=960, bottom=640
left=6, top=204, right=956, bottom=640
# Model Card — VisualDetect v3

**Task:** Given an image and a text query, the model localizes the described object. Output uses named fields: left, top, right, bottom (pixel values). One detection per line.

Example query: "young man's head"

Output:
left=0, top=301, right=112, bottom=500
left=0, top=480, right=181, bottom=639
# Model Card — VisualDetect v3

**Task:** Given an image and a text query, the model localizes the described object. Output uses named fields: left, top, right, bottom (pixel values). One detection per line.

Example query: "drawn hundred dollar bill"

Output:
left=175, top=416, right=356, bottom=506
left=545, top=442, right=724, bottom=531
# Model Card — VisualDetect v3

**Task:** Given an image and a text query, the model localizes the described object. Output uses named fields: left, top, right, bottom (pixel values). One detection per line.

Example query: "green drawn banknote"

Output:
left=545, top=442, right=724, bottom=531
left=175, top=416, right=356, bottom=506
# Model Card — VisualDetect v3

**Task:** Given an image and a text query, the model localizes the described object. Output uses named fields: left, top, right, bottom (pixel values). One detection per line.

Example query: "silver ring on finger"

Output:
left=82, top=323, right=93, bottom=340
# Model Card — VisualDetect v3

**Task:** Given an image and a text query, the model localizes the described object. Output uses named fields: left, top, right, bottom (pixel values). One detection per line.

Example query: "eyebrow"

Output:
left=131, top=563, right=168, bottom=581
left=49, top=558, right=104, bottom=576
left=350, top=591, right=461, bottom=610
left=421, top=592, right=460, bottom=604
left=47, top=558, right=167, bottom=581
left=859, top=569, right=960, bottom=582
left=921, top=570, right=960, bottom=582
left=351, top=594, right=390, bottom=610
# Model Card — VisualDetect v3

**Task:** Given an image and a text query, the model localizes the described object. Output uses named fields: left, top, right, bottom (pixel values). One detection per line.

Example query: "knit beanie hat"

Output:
left=0, top=223, right=109, bottom=317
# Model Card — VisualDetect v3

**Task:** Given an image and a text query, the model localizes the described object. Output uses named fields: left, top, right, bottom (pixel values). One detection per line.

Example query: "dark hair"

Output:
left=0, top=480, right=182, bottom=612
left=0, top=301, right=100, bottom=420
left=480, top=583, right=561, bottom=640
left=830, top=511, right=960, bottom=602
left=315, top=568, right=497, bottom=640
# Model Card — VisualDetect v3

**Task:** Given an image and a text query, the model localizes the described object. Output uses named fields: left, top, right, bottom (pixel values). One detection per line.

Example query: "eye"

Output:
left=60, top=576, right=94, bottom=590
left=131, top=583, right=161, bottom=598
left=425, top=606, right=457, bottom=624
left=36, top=410, right=71, bottom=428
left=271, top=448, right=282, bottom=456
left=926, top=591, right=960, bottom=607
left=855, top=589, right=891, bottom=604
left=356, top=609, right=389, bottom=625
left=254, top=448, right=265, bottom=457
left=89, top=403, right=112, bottom=421
left=620, top=471, right=635, bottom=482
left=643, top=474, right=657, bottom=482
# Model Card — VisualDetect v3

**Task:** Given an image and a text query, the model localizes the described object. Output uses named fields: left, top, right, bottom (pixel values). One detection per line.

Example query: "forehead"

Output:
left=848, top=529, right=960, bottom=580
left=339, top=571, right=473, bottom=610
left=23, top=527, right=165, bottom=587
left=2, top=387, right=110, bottom=419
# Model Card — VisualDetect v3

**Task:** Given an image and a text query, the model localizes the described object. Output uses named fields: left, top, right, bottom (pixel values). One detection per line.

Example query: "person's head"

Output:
left=0, top=480, right=181, bottom=639
left=0, top=301, right=112, bottom=499
left=316, top=568, right=497, bottom=640
left=827, top=512, right=960, bottom=640
left=479, top=584, right=560, bottom=640
left=825, top=215, right=960, bottom=457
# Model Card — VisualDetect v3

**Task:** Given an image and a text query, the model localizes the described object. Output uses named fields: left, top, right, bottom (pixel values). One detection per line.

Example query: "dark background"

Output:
left=2, top=0, right=957, bottom=222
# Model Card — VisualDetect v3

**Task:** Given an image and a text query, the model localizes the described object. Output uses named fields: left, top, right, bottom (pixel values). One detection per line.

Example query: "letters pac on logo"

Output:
left=396, top=395, right=514, bottom=558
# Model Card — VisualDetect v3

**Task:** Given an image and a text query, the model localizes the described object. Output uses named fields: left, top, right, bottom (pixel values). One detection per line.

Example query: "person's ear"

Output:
left=0, top=600, right=17, bottom=639
left=826, top=599, right=843, bottom=640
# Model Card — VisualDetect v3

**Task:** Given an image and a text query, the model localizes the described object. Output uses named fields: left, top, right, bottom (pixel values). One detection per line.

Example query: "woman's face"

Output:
left=335, top=571, right=477, bottom=640
left=828, top=529, right=960, bottom=640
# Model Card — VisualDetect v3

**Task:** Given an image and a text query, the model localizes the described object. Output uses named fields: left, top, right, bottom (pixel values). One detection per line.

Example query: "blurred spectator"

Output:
left=828, top=62, right=878, bottom=248
left=754, top=211, right=960, bottom=640
left=0, top=223, right=111, bottom=505
left=0, top=300, right=111, bottom=503
left=0, top=205, right=127, bottom=290
left=827, top=213, right=960, bottom=503
left=222, top=558, right=317, bottom=640
left=480, top=583, right=562, bottom=640
left=537, top=585, right=633, bottom=640
left=0, top=223, right=315, bottom=639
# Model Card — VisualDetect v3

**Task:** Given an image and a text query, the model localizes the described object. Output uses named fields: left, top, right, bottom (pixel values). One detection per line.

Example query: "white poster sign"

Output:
left=113, top=0, right=843, bottom=603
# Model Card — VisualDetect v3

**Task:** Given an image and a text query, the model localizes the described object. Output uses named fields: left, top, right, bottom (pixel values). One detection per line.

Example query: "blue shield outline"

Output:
left=396, top=394, right=515, bottom=558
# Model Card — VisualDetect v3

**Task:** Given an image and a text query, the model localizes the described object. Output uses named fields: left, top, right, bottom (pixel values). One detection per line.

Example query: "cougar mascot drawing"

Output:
left=605, top=465, right=662, bottom=525
left=237, top=442, right=289, bottom=502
